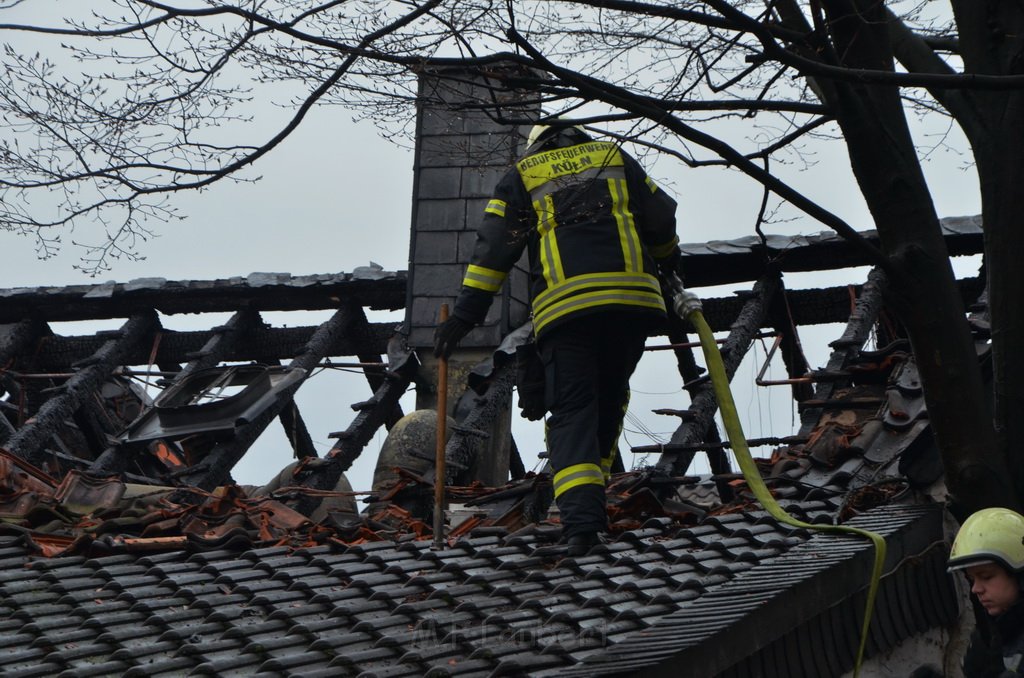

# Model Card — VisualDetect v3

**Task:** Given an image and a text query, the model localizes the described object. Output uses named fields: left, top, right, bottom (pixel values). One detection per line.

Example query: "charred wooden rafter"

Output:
left=767, top=280, right=815, bottom=403
left=0, top=320, right=48, bottom=370
left=509, top=437, right=526, bottom=481
left=656, top=274, right=780, bottom=477
left=690, top=276, right=981, bottom=334
left=292, top=342, right=419, bottom=517
left=270, top=357, right=317, bottom=461
left=661, top=290, right=731, bottom=479
left=0, top=223, right=979, bottom=326
left=29, top=322, right=395, bottom=370
left=5, top=312, right=158, bottom=466
left=0, top=320, right=48, bottom=411
left=89, top=308, right=263, bottom=475
left=171, top=302, right=367, bottom=494
left=797, top=268, right=889, bottom=436
left=348, top=304, right=403, bottom=430
left=5, top=278, right=982, bottom=374
left=443, top=360, right=518, bottom=485
left=72, top=398, right=116, bottom=454
left=174, top=308, right=262, bottom=380
left=0, top=320, right=49, bottom=443
left=0, top=221, right=971, bottom=320
left=278, top=399, right=318, bottom=460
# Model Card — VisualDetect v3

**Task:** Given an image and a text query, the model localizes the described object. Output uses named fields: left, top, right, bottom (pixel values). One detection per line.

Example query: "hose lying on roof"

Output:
left=666, top=272, right=885, bottom=678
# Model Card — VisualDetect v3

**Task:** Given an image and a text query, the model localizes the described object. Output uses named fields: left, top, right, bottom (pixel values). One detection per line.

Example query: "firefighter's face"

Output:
left=966, top=562, right=1021, bottom=616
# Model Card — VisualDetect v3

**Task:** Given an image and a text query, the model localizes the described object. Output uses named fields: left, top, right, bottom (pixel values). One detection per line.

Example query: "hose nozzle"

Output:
left=665, top=272, right=702, bottom=319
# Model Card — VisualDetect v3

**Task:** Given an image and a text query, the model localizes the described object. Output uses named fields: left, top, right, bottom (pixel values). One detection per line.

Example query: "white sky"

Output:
left=0, top=4, right=984, bottom=501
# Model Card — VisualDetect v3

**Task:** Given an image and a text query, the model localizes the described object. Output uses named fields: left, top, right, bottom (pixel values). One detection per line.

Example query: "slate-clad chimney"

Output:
left=406, top=66, right=536, bottom=351
left=405, top=66, right=538, bottom=486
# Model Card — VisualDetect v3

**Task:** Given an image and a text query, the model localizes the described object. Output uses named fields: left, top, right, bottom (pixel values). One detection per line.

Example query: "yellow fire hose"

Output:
left=669, top=274, right=884, bottom=677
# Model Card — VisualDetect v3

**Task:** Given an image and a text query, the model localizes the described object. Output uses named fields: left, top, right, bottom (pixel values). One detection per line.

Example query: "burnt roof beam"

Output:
left=278, top=399, right=318, bottom=460
left=71, top=397, right=117, bottom=456
left=0, top=322, right=29, bottom=422
left=443, top=359, right=518, bottom=485
left=681, top=275, right=979, bottom=334
left=89, top=308, right=263, bottom=476
left=270, top=357, right=318, bottom=461
left=29, top=322, right=395, bottom=370
left=797, top=267, right=888, bottom=435
left=0, top=220, right=979, bottom=324
left=348, top=304, right=403, bottom=430
left=661, top=290, right=731, bottom=478
left=172, top=302, right=365, bottom=493
left=767, top=279, right=815, bottom=403
left=173, top=307, right=262, bottom=381
left=22, top=280, right=980, bottom=370
left=655, top=274, right=780, bottom=477
left=0, top=320, right=49, bottom=370
left=4, top=312, right=158, bottom=466
left=0, top=320, right=50, bottom=410
left=292, top=342, right=418, bottom=517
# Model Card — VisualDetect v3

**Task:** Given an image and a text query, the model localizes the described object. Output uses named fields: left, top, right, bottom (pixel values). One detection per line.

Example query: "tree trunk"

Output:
left=951, top=1, right=1024, bottom=503
left=820, top=0, right=1019, bottom=513
left=975, top=119, right=1024, bottom=502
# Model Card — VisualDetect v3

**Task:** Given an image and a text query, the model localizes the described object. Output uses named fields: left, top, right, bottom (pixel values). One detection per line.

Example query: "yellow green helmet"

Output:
left=948, top=507, right=1024, bottom=573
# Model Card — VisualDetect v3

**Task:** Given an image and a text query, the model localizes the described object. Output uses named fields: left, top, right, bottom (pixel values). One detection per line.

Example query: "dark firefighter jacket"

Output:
left=453, top=132, right=679, bottom=338
left=964, top=601, right=1024, bottom=676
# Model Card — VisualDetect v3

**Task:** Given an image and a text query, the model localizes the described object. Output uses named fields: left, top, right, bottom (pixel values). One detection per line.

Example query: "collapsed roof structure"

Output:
left=0, top=219, right=981, bottom=676
left=0, top=68, right=981, bottom=676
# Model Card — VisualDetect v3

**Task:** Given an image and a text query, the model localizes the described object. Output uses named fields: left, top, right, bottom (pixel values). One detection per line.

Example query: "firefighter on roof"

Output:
left=434, top=121, right=681, bottom=556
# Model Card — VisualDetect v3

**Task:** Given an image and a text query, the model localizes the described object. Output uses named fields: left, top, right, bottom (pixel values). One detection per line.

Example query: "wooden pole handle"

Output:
left=433, top=304, right=449, bottom=548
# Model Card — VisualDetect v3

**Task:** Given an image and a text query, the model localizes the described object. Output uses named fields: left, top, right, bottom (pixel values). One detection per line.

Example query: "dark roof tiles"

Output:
left=355, top=662, right=426, bottom=678
left=425, top=657, right=494, bottom=676
left=0, top=502, right=953, bottom=677
left=484, top=607, right=544, bottom=628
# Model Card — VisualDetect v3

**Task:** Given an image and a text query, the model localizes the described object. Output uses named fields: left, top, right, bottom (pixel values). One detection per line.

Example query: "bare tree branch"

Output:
left=506, top=26, right=888, bottom=270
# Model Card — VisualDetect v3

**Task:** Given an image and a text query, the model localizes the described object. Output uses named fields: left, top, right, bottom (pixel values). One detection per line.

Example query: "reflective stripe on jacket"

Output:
left=454, top=134, right=679, bottom=338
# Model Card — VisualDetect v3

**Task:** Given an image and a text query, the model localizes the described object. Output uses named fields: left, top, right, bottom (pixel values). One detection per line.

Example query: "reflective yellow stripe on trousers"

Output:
left=601, top=392, right=631, bottom=480
left=553, top=463, right=605, bottom=498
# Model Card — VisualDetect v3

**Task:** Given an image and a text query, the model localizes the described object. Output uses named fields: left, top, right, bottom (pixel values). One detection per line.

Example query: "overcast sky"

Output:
left=0, top=4, right=983, bottom=501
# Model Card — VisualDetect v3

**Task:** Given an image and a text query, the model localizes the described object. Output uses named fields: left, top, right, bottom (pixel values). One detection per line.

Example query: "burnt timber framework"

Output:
left=0, top=218, right=984, bottom=519
left=0, top=221, right=980, bottom=678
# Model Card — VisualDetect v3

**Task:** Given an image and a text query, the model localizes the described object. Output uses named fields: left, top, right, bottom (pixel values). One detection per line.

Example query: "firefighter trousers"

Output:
left=539, top=312, right=649, bottom=537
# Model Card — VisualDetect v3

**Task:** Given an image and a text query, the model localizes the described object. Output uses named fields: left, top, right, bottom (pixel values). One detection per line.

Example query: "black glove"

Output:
left=516, top=346, right=547, bottom=421
left=656, top=245, right=682, bottom=278
left=434, top=315, right=474, bottom=359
